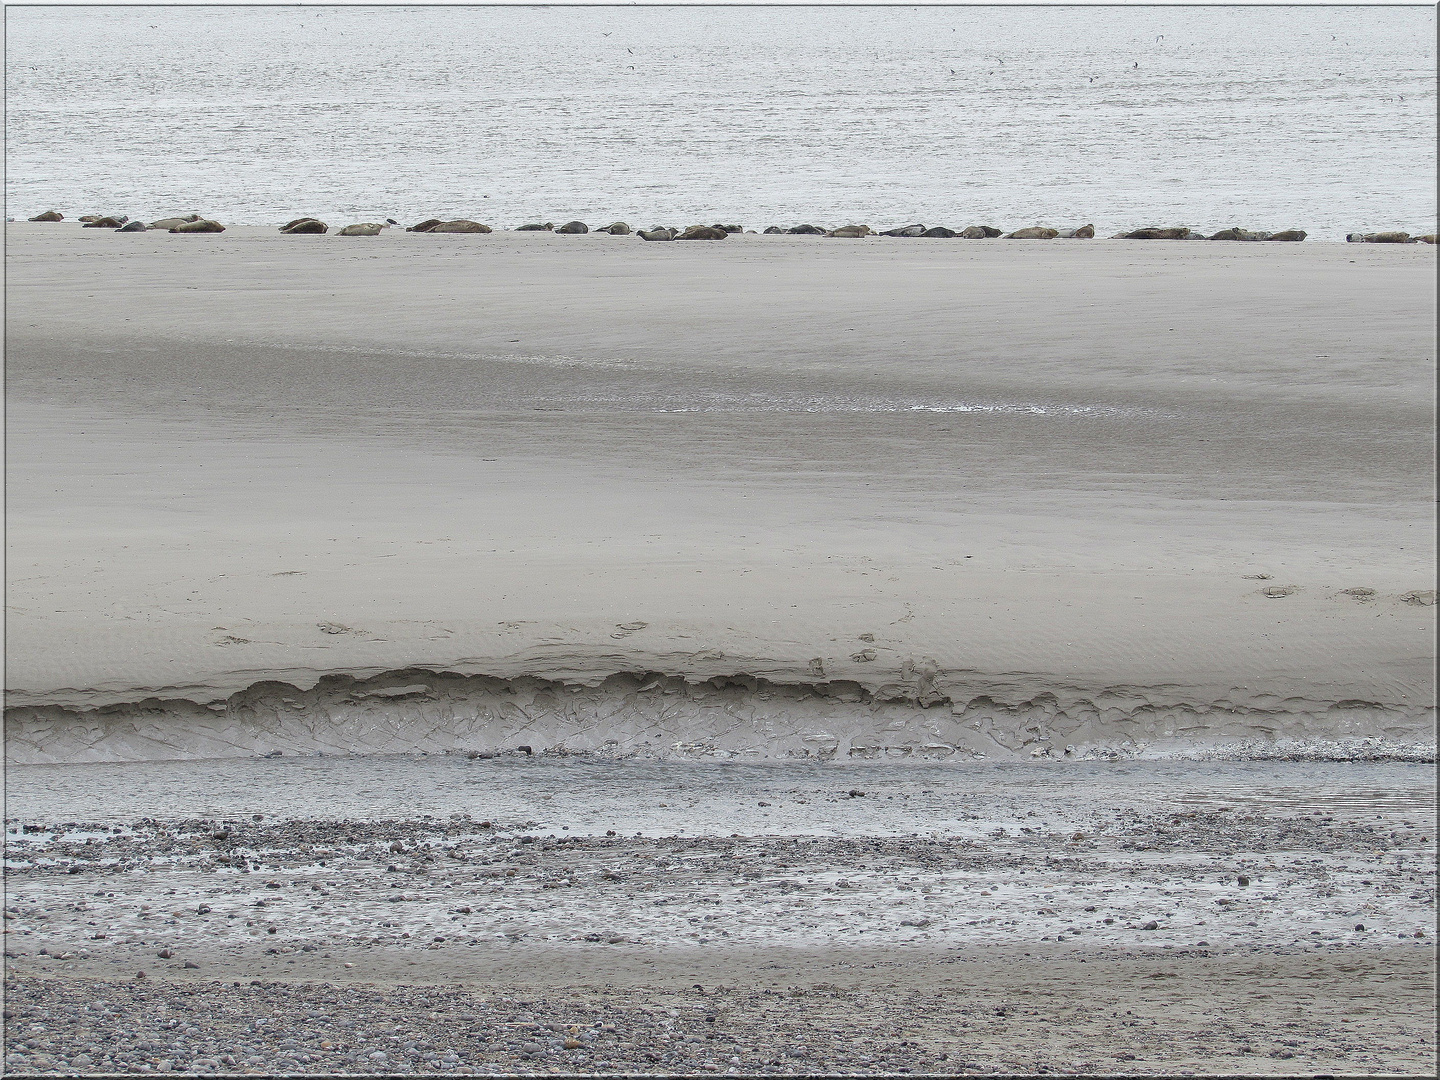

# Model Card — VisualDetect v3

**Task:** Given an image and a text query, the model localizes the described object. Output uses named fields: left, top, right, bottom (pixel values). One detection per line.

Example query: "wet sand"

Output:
left=4, top=225, right=1436, bottom=760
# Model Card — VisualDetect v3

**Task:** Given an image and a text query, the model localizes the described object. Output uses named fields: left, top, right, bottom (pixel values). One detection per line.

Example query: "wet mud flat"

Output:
left=4, top=759, right=1435, bottom=1074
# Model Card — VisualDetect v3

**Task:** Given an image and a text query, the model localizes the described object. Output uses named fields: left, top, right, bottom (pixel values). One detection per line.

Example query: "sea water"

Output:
left=5, top=5, right=1436, bottom=239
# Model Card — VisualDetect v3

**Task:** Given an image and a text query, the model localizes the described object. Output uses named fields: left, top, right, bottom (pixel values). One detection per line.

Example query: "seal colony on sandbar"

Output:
left=23, top=208, right=1439, bottom=243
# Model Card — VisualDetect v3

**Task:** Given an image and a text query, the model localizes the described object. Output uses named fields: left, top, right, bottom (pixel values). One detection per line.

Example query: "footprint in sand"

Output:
left=1338, top=588, right=1376, bottom=601
left=317, top=622, right=357, bottom=635
left=1399, top=590, right=1437, bottom=607
left=851, top=649, right=878, bottom=662
left=1262, top=585, right=1297, bottom=598
left=610, top=621, right=649, bottom=639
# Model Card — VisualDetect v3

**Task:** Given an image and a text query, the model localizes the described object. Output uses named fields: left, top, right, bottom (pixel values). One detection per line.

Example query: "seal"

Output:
left=1056, top=225, right=1094, bottom=238
left=1005, top=226, right=1059, bottom=239
left=338, top=223, right=383, bottom=236
left=922, top=226, right=957, bottom=238
left=1118, top=227, right=1192, bottom=239
left=676, top=225, right=728, bottom=240
left=150, top=215, right=201, bottom=230
left=880, top=224, right=926, bottom=237
left=555, top=221, right=589, bottom=234
left=1346, top=231, right=1411, bottom=243
left=406, top=219, right=444, bottom=233
left=959, top=226, right=1002, bottom=239
left=429, top=220, right=491, bottom=233
left=762, top=226, right=786, bottom=234
left=637, top=228, right=675, bottom=241
left=169, top=220, right=225, bottom=233
left=601, top=222, right=631, bottom=235
left=824, top=225, right=871, bottom=238
left=280, top=218, right=327, bottom=234
left=515, top=222, right=554, bottom=231
left=116, top=221, right=148, bottom=232
left=786, top=225, right=825, bottom=235
left=28, top=211, right=63, bottom=222
left=82, top=217, right=128, bottom=229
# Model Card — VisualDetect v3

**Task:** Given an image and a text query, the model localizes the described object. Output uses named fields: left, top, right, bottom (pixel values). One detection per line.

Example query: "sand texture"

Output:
left=5, top=225, right=1437, bottom=758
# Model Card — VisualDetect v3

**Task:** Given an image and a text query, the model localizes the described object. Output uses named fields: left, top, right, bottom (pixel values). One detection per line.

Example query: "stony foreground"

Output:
left=3, top=945, right=1436, bottom=1077
left=4, top=774, right=1436, bottom=1075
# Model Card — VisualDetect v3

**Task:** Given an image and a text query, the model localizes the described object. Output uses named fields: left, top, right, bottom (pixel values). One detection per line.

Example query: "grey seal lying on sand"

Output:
left=825, top=225, right=872, bottom=238
left=1115, top=227, right=1193, bottom=239
left=28, top=211, right=63, bottom=222
left=338, top=223, right=383, bottom=236
left=555, top=221, right=589, bottom=234
left=959, top=225, right=1002, bottom=238
left=150, top=215, right=201, bottom=229
left=280, top=218, right=327, bottom=234
left=1346, top=231, right=1414, bottom=243
left=1005, top=226, right=1059, bottom=239
left=676, top=225, right=728, bottom=240
left=169, top=219, right=225, bottom=233
left=429, top=220, right=491, bottom=233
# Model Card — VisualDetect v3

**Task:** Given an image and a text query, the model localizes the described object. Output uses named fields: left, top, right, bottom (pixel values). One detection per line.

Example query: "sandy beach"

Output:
left=5, top=224, right=1436, bottom=756
left=4, top=224, right=1436, bottom=1075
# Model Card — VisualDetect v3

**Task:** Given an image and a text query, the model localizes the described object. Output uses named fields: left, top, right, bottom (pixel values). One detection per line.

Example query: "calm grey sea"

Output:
left=4, top=5, right=1437, bottom=238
